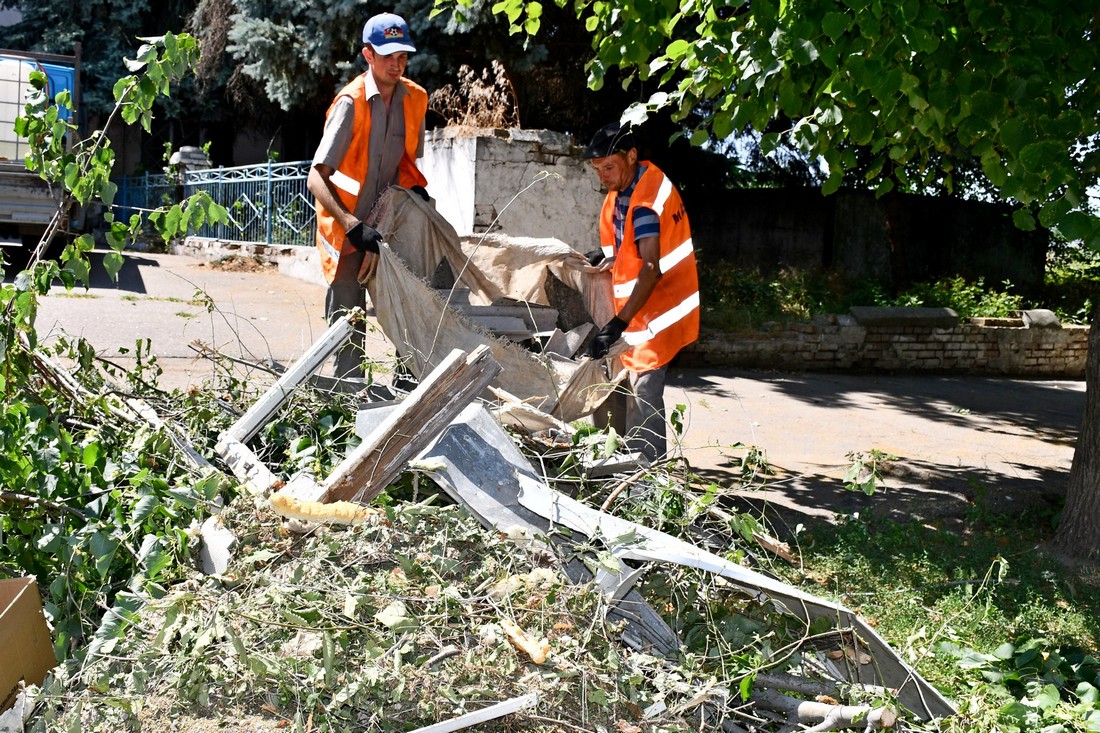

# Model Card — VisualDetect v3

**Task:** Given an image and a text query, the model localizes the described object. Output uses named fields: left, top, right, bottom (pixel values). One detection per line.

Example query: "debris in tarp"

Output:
left=365, top=187, right=626, bottom=421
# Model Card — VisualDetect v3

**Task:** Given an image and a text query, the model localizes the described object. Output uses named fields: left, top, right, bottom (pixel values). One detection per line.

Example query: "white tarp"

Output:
left=366, top=187, right=625, bottom=422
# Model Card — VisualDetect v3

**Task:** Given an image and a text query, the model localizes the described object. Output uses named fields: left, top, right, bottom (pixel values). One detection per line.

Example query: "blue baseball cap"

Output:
left=362, top=13, right=416, bottom=55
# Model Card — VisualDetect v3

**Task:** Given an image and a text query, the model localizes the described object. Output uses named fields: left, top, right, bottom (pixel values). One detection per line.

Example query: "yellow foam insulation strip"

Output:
left=500, top=619, right=550, bottom=664
left=269, top=492, right=376, bottom=526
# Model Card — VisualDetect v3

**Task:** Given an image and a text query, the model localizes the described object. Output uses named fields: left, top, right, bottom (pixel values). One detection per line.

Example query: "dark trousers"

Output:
left=325, top=249, right=366, bottom=379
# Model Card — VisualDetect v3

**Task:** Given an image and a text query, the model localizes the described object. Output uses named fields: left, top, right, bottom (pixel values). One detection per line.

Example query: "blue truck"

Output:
left=0, top=46, right=80, bottom=266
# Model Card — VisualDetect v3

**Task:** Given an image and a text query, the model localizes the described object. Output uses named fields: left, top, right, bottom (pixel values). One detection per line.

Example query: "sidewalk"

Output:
left=31, top=251, right=1085, bottom=528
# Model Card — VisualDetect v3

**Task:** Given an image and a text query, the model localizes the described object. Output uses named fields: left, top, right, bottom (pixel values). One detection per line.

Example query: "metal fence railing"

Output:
left=113, top=160, right=316, bottom=247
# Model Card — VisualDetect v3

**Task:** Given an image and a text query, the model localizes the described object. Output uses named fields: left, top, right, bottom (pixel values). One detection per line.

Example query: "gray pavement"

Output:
left=29, top=251, right=1085, bottom=528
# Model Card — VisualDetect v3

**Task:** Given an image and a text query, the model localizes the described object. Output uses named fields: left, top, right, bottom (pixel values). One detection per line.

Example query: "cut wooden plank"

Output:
left=320, top=345, right=502, bottom=504
left=223, top=311, right=358, bottom=443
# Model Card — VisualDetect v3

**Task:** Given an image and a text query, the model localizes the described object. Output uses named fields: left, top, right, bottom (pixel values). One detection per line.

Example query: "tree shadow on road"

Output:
left=690, top=453, right=1069, bottom=538
left=2, top=249, right=160, bottom=294
left=675, top=367, right=1083, bottom=449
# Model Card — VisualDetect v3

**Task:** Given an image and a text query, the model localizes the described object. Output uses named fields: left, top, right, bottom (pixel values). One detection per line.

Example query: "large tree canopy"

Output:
left=454, top=0, right=1100, bottom=246
left=433, top=0, right=1100, bottom=560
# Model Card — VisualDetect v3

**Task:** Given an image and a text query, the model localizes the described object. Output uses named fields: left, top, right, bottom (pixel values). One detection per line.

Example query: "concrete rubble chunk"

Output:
left=849, top=305, right=959, bottom=328
left=1019, top=308, right=1061, bottom=329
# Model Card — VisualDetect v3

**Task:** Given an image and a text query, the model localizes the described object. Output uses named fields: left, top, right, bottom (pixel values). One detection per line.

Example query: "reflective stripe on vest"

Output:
left=330, top=169, right=362, bottom=198
left=623, top=291, right=701, bottom=345
left=612, top=236, right=695, bottom=299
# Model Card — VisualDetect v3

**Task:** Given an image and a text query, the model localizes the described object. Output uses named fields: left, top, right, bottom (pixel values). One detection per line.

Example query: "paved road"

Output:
left=29, top=251, right=1085, bottom=528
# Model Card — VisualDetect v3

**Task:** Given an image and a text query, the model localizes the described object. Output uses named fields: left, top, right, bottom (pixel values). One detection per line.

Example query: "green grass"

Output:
left=769, top=503, right=1100, bottom=731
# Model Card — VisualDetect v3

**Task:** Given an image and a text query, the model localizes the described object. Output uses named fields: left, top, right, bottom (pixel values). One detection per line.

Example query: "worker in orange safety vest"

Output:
left=578, top=122, right=700, bottom=462
left=307, top=11, right=431, bottom=378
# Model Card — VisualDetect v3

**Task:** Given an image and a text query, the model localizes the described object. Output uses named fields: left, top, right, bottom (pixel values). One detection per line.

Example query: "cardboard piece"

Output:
left=0, top=578, right=56, bottom=712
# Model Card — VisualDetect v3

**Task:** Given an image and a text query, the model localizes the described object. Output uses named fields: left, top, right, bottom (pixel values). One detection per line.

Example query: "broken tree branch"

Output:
left=0, top=491, right=88, bottom=521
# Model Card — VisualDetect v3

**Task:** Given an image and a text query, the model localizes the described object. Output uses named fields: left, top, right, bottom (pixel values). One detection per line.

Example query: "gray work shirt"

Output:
left=312, top=71, right=426, bottom=220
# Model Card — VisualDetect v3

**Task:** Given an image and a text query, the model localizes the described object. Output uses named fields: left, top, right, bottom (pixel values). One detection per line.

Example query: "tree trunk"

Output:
left=1049, top=316, right=1100, bottom=561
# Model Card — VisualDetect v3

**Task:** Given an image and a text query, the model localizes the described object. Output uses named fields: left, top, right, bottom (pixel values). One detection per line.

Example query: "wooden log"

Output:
left=320, top=345, right=501, bottom=504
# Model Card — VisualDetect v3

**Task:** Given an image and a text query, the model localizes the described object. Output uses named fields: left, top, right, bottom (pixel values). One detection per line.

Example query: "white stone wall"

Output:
left=421, top=127, right=602, bottom=252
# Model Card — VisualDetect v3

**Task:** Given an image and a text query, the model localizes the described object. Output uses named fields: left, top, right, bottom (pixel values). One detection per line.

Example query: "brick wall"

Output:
left=679, top=314, right=1089, bottom=377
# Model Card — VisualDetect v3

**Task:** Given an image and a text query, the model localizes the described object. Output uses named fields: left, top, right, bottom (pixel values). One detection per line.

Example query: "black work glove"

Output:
left=346, top=221, right=382, bottom=253
left=587, top=316, right=627, bottom=359
left=410, top=185, right=430, bottom=202
left=584, top=249, right=606, bottom=267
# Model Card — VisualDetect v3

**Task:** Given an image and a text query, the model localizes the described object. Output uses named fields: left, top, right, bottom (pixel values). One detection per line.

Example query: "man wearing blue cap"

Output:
left=307, top=12, right=432, bottom=379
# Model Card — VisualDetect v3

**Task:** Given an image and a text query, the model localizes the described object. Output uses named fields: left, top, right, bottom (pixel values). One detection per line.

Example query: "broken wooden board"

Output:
left=320, top=345, right=502, bottom=505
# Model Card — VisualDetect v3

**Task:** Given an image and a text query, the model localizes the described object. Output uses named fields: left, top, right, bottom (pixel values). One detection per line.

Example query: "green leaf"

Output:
left=790, top=39, right=818, bottom=66
left=101, top=251, right=125, bottom=282
left=1055, top=211, right=1100, bottom=243
left=1018, top=141, right=1066, bottom=175
left=778, top=79, right=801, bottom=116
left=822, top=12, right=849, bottom=41
left=89, top=530, right=120, bottom=579
left=666, top=39, right=691, bottom=60
left=1032, top=683, right=1061, bottom=711
left=739, top=672, right=755, bottom=701
left=375, top=600, right=417, bottom=632
left=130, top=495, right=160, bottom=527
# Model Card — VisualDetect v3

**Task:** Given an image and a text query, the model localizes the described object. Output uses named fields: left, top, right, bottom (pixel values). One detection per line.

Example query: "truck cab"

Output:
left=0, top=47, right=80, bottom=269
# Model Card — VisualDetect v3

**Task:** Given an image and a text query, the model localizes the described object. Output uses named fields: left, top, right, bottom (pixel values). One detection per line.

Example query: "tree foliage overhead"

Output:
left=218, top=0, right=634, bottom=136
left=449, top=0, right=1100, bottom=247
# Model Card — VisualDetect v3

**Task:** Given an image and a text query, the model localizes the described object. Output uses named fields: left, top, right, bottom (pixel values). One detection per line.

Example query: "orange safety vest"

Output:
left=315, top=74, right=428, bottom=284
left=598, top=161, right=700, bottom=372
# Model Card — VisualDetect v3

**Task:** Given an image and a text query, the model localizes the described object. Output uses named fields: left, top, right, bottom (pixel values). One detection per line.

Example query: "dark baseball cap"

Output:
left=583, top=122, right=636, bottom=159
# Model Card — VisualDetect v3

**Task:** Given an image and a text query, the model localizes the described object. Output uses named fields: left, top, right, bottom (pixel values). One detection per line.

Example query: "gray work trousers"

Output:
left=326, top=249, right=367, bottom=379
left=600, top=365, right=669, bottom=463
